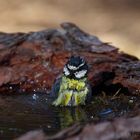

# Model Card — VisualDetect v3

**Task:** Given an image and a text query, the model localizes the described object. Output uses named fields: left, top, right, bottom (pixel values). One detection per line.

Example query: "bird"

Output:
left=51, top=56, right=92, bottom=106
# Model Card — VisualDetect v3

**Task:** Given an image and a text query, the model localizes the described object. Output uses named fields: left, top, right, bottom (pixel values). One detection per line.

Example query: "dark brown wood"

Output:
left=0, top=23, right=139, bottom=95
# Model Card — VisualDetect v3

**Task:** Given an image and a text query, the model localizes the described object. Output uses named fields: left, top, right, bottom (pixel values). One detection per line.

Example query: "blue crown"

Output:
left=63, top=56, right=88, bottom=79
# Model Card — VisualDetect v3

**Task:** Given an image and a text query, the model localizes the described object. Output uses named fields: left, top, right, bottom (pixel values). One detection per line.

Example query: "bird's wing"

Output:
left=50, top=77, right=62, bottom=99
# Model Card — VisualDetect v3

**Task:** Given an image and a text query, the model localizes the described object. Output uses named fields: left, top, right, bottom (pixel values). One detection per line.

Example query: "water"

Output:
left=0, top=93, right=138, bottom=139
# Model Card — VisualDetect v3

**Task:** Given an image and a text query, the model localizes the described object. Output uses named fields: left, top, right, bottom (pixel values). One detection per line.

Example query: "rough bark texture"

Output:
left=0, top=22, right=139, bottom=94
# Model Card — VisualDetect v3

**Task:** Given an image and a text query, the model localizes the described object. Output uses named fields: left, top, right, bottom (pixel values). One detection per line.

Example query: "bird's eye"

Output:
left=74, top=70, right=87, bottom=79
left=63, top=66, right=70, bottom=76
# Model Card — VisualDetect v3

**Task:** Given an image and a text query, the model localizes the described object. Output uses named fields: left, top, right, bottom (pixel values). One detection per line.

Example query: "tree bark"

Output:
left=0, top=23, right=139, bottom=95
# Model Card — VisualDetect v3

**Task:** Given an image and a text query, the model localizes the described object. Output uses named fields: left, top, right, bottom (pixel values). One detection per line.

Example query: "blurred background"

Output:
left=0, top=0, right=140, bottom=58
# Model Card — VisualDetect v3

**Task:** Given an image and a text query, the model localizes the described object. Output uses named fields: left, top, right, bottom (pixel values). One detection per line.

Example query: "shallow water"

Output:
left=0, top=93, right=138, bottom=139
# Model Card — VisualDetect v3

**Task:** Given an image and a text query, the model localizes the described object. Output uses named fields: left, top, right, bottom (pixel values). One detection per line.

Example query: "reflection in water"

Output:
left=0, top=93, right=90, bottom=140
left=58, top=107, right=87, bottom=129
left=0, top=92, right=137, bottom=139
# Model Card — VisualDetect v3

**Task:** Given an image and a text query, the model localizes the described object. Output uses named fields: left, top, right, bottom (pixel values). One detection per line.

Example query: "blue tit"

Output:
left=51, top=56, right=92, bottom=106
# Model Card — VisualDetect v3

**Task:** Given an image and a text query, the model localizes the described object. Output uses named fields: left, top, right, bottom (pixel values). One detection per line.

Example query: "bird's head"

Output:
left=63, top=56, right=88, bottom=80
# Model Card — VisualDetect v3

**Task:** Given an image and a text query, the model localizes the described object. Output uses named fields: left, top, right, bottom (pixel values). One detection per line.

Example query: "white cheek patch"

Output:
left=74, top=70, right=87, bottom=78
left=63, top=66, right=70, bottom=76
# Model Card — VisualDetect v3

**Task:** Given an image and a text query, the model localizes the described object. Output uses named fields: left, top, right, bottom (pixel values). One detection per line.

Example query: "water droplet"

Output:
left=90, top=116, right=94, bottom=119
left=9, top=86, right=13, bottom=90
left=32, top=94, right=38, bottom=100
left=129, top=99, right=133, bottom=103
left=47, top=125, right=51, bottom=128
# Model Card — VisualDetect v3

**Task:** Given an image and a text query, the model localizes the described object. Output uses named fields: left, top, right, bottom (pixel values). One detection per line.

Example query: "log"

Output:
left=0, top=22, right=139, bottom=95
